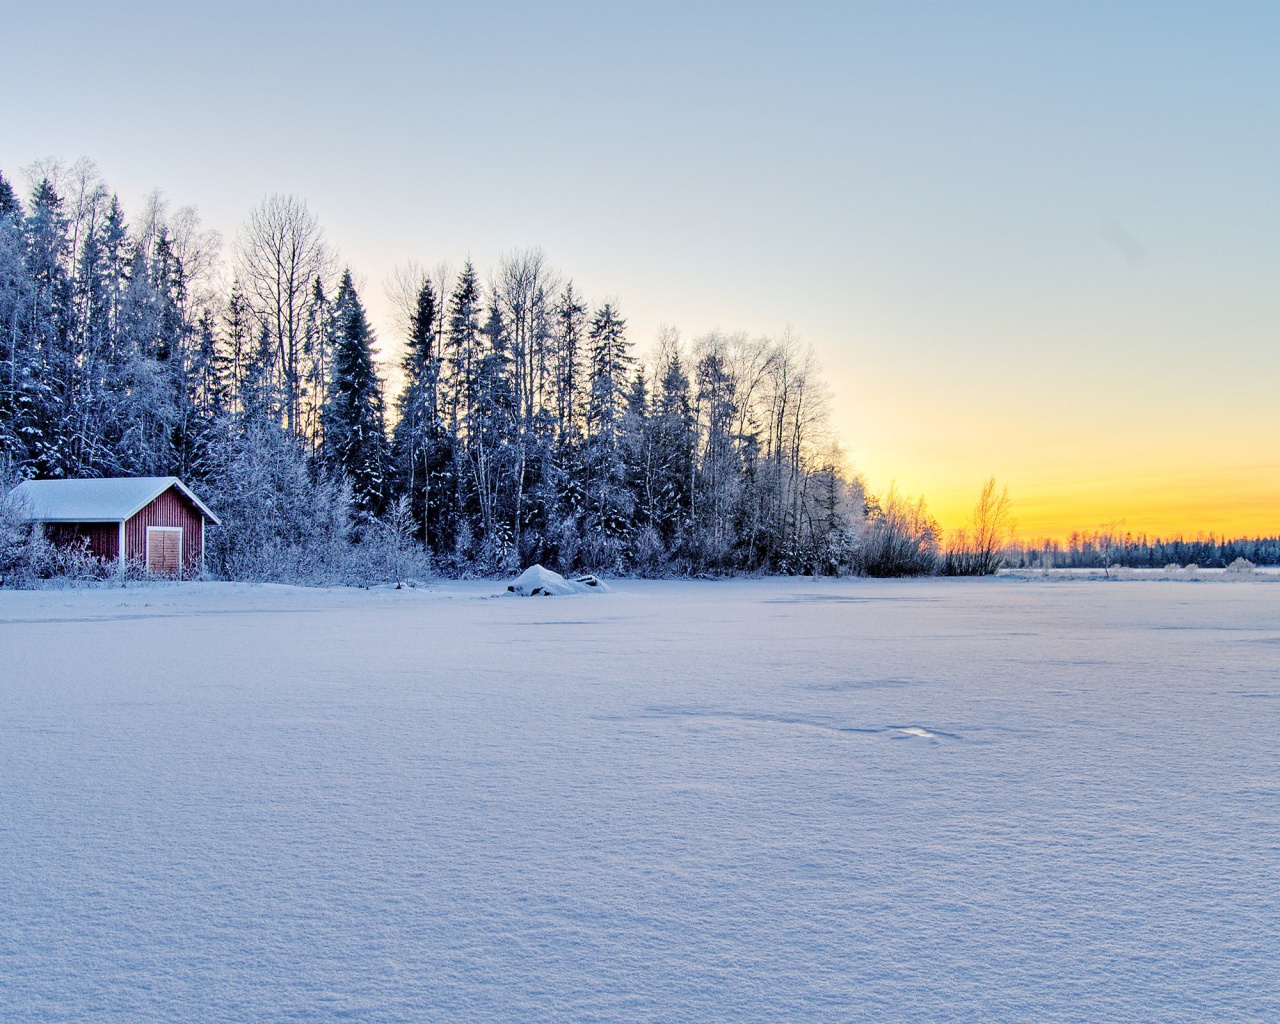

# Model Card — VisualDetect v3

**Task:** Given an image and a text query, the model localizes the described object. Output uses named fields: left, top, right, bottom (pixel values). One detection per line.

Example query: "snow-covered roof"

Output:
left=11, top=477, right=221, bottom=525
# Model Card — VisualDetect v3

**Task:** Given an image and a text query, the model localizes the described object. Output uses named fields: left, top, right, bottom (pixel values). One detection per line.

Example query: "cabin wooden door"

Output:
left=146, top=527, right=182, bottom=576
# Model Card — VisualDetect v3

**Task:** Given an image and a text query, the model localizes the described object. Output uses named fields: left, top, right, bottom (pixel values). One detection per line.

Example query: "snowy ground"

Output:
left=1, top=575, right=1277, bottom=1023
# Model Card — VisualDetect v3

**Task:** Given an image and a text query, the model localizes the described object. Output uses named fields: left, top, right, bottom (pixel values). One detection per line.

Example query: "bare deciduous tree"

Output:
left=945, top=477, right=1015, bottom=575
left=235, top=194, right=333, bottom=439
left=387, top=259, right=431, bottom=342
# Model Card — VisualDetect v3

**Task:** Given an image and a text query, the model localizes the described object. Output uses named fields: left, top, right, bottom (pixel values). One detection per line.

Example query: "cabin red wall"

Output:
left=125, top=487, right=204, bottom=574
left=47, top=523, right=119, bottom=563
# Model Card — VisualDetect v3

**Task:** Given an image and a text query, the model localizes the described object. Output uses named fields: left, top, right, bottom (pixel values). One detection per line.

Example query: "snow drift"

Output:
left=505, top=564, right=609, bottom=596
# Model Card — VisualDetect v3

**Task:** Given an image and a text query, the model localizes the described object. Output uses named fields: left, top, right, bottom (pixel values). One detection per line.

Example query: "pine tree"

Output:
left=0, top=172, right=19, bottom=221
left=694, top=346, right=740, bottom=565
left=579, top=303, right=634, bottom=565
left=553, top=282, right=587, bottom=441
left=393, top=279, right=441, bottom=546
left=444, top=261, right=481, bottom=433
left=223, top=279, right=253, bottom=416
left=0, top=172, right=31, bottom=469
left=300, top=275, right=331, bottom=448
left=322, top=271, right=389, bottom=516
left=23, top=179, right=74, bottom=476
left=586, top=303, right=631, bottom=445
left=651, top=352, right=695, bottom=543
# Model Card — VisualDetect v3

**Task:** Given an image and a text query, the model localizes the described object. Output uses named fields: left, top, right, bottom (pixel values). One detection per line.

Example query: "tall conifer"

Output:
left=322, top=270, right=389, bottom=515
left=393, top=279, right=441, bottom=544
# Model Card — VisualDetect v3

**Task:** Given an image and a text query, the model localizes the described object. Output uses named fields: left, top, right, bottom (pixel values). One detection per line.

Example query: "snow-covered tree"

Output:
left=321, top=271, right=389, bottom=516
left=0, top=157, right=880, bottom=581
left=392, top=279, right=443, bottom=546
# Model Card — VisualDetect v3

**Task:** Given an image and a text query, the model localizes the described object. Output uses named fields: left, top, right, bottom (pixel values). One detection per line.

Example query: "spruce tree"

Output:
left=301, top=275, right=331, bottom=447
left=24, top=179, right=73, bottom=476
left=0, top=171, right=29, bottom=469
left=240, top=325, right=279, bottom=426
left=652, top=352, right=696, bottom=541
left=586, top=302, right=631, bottom=445
left=444, top=261, right=481, bottom=432
left=580, top=303, right=634, bottom=563
left=222, top=278, right=258, bottom=419
left=322, top=271, right=389, bottom=516
left=553, top=282, right=587, bottom=441
left=0, top=171, right=19, bottom=220
left=621, top=366, right=652, bottom=527
left=393, top=279, right=441, bottom=545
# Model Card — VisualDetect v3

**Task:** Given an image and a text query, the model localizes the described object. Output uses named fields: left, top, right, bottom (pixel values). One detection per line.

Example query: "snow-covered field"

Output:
left=1, top=575, right=1277, bottom=1022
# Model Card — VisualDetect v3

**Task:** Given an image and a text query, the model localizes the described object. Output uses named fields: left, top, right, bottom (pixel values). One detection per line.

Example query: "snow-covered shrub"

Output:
left=1164, top=563, right=1182, bottom=574
left=627, top=524, right=670, bottom=577
left=0, top=474, right=32, bottom=584
left=859, top=487, right=939, bottom=577
left=350, top=497, right=432, bottom=587
left=1225, top=557, right=1256, bottom=575
left=0, top=471, right=51, bottom=587
left=201, top=423, right=355, bottom=584
left=1, top=473, right=125, bottom=586
left=34, top=535, right=114, bottom=583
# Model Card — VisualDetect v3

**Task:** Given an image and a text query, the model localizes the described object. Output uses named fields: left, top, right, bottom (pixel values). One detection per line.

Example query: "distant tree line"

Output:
left=1007, top=531, right=1280, bottom=569
left=0, top=162, right=871, bottom=581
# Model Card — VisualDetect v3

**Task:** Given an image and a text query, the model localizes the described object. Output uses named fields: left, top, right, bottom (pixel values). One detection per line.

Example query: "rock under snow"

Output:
left=506, top=564, right=609, bottom=596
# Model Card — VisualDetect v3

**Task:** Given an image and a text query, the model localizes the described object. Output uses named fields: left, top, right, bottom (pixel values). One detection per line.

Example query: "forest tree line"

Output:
left=4, top=163, right=1267, bottom=583
left=0, top=162, right=883, bottom=582
left=1006, top=531, right=1280, bottom=569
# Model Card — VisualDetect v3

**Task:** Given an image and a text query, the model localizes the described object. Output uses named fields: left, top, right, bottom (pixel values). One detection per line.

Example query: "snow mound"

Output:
left=506, top=564, right=609, bottom=596
left=899, top=726, right=936, bottom=738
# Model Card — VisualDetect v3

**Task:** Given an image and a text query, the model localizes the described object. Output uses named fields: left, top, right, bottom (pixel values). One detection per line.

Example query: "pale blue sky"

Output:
left=3, top=1, right=1277, bottom=534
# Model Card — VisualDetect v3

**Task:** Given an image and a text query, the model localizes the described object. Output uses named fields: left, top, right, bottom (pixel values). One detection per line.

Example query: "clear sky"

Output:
left=3, top=0, right=1277, bottom=539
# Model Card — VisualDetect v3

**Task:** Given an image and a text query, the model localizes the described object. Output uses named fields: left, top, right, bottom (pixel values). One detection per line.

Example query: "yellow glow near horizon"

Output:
left=836, top=385, right=1280, bottom=543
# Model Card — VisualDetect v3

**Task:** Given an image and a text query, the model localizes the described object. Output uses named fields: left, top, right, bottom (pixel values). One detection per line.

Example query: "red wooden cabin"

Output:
left=13, top=477, right=221, bottom=577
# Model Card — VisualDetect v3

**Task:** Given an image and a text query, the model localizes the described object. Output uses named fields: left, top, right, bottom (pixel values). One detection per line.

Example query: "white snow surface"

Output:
left=1, top=576, right=1277, bottom=1022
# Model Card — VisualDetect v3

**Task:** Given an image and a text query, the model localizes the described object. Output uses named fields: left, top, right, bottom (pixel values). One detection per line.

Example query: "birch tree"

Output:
left=235, top=194, right=332, bottom=439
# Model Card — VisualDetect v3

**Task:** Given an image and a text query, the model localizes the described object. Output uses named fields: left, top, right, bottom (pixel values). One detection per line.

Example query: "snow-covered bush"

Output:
left=201, top=424, right=356, bottom=584
left=0, top=480, right=118, bottom=587
left=36, top=536, right=114, bottom=583
left=351, top=497, right=432, bottom=587
left=1225, top=557, right=1256, bottom=575
left=200, top=425, right=436, bottom=587
left=0, top=474, right=38, bottom=586
left=627, top=524, right=670, bottom=577
left=860, top=487, right=939, bottom=577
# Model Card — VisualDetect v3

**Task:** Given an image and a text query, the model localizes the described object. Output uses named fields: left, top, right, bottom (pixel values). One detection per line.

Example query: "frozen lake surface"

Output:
left=1, top=576, right=1277, bottom=1022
